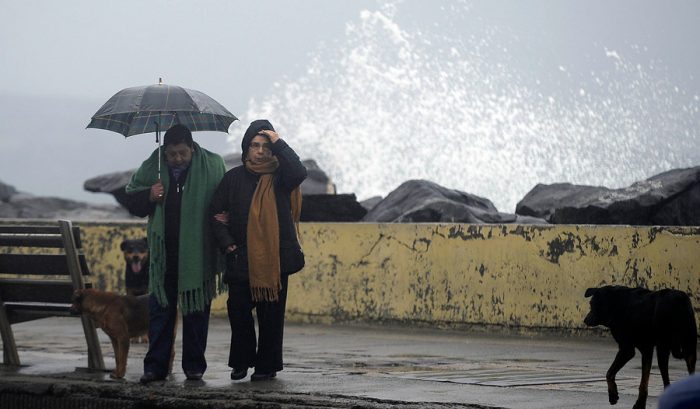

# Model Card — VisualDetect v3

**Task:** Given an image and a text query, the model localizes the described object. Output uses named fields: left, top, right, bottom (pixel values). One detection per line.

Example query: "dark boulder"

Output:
left=0, top=194, right=133, bottom=220
left=0, top=179, right=134, bottom=220
left=299, top=159, right=336, bottom=194
left=85, top=154, right=336, bottom=206
left=363, top=180, right=546, bottom=224
left=0, top=179, right=18, bottom=202
left=83, top=170, right=134, bottom=208
left=516, top=166, right=700, bottom=225
left=515, top=183, right=605, bottom=222
left=301, top=194, right=367, bottom=222
left=360, top=196, right=383, bottom=212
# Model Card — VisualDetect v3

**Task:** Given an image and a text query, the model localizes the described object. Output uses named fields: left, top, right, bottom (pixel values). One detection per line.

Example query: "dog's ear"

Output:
left=584, top=287, right=597, bottom=298
left=71, top=289, right=83, bottom=303
left=120, top=240, right=128, bottom=251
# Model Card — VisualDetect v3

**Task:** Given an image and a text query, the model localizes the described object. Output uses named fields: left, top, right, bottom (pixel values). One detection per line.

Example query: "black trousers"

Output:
left=227, top=274, right=289, bottom=373
left=143, top=273, right=211, bottom=377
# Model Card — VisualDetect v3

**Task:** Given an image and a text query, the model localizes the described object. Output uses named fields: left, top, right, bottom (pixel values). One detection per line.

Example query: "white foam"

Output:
left=229, top=2, right=699, bottom=212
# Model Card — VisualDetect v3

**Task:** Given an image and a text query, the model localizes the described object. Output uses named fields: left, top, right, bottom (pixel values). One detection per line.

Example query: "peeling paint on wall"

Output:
left=4, top=221, right=697, bottom=331
left=288, top=223, right=700, bottom=331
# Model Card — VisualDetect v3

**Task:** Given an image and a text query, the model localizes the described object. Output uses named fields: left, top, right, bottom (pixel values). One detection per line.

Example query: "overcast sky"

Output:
left=1, top=1, right=375, bottom=109
left=1, top=0, right=698, bottom=210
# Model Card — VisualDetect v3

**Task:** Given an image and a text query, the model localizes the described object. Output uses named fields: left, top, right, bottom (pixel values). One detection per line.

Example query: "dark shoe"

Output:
left=185, top=371, right=203, bottom=381
left=250, top=371, right=276, bottom=381
left=230, top=368, right=247, bottom=380
left=140, top=372, right=165, bottom=384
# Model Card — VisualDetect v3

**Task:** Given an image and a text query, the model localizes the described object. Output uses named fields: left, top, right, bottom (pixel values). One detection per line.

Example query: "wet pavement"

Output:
left=1, top=317, right=694, bottom=408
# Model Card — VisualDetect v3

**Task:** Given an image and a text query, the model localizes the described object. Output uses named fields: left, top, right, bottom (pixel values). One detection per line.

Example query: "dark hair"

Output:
left=163, top=124, right=193, bottom=147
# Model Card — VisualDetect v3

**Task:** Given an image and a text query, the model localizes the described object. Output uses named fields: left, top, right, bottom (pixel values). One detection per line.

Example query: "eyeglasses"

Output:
left=249, top=142, right=272, bottom=152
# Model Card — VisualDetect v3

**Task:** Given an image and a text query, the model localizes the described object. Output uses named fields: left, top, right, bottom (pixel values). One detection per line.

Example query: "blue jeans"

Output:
left=143, top=273, right=211, bottom=377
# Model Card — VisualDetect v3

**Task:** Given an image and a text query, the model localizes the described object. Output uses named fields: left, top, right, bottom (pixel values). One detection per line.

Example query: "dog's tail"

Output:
left=670, top=294, right=697, bottom=371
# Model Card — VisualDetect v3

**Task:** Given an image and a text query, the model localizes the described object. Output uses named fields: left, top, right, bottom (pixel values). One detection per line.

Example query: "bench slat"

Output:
left=0, top=226, right=82, bottom=247
left=0, top=226, right=61, bottom=234
left=0, top=280, right=76, bottom=304
left=0, top=254, right=91, bottom=276
left=0, top=234, right=65, bottom=248
left=4, top=303, right=75, bottom=325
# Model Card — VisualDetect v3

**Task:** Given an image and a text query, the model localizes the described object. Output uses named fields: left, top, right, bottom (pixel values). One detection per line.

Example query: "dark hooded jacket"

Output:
left=209, top=121, right=307, bottom=283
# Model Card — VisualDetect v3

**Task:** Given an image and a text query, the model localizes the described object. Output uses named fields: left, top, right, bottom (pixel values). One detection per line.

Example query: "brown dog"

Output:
left=71, top=288, right=174, bottom=379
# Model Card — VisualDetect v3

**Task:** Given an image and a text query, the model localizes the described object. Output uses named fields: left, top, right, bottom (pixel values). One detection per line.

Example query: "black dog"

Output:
left=584, top=285, right=697, bottom=409
left=120, top=238, right=149, bottom=297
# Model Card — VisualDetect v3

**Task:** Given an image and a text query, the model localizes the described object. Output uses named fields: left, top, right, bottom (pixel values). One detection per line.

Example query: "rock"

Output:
left=0, top=179, right=18, bottom=202
left=301, top=159, right=336, bottom=194
left=83, top=170, right=134, bottom=208
left=516, top=166, right=700, bottom=225
left=363, top=180, right=546, bottom=224
left=515, top=183, right=604, bottom=221
left=301, top=194, right=367, bottom=222
left=651, top=182, right=700, bottom=225
left=85, top=154, right=336, bottom=205
left=84, top=171, right=133, bottom=194
left=0, top=195, right=134, bottom=220
left=360, top=196, right=383, bottom=212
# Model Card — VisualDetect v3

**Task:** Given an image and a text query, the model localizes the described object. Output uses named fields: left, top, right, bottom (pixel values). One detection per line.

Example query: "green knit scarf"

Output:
left=126, top=142, right=225, bottom=314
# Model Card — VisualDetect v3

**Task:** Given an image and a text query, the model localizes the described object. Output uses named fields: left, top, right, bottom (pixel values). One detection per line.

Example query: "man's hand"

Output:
left=258, top=129, right=280, bottom=144
left=213, top=211, right=229, bottom=225
left=225, top=244, right=237, bottom=254
left=149, top=180, right=164, bottom=202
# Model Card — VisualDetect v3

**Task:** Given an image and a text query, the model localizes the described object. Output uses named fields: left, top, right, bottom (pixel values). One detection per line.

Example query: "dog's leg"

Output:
left=633, top=348, right=653, bottom=409
left=685, top=342, right=697, bottom=375
left=606, top=346, right=635, bottom=405
left=114, top=337, right=130, bottom=379
left=656, top=346, right=671, bottom=387
left=108, top=337, right=120, bottom=379
left=687, top=353, right=697, bottom=375
left=104, top=321, right=130, bottom=379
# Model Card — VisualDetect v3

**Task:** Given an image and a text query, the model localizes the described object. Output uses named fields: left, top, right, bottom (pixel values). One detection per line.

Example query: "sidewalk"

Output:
left=1, top=317, right=691, bottom=408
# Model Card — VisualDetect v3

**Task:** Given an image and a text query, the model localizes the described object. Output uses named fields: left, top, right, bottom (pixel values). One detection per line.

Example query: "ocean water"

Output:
left=228, top=1, right=699, bottom=212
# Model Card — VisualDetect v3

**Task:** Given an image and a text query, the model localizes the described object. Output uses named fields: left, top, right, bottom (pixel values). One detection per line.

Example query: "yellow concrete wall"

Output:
left=288, top=223, right=700, bottom=331
left=6, top=221, right=698, bottom=331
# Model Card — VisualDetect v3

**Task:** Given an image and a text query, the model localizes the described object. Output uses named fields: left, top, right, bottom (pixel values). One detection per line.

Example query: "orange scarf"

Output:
left=245, top=157, right=302, bottom=301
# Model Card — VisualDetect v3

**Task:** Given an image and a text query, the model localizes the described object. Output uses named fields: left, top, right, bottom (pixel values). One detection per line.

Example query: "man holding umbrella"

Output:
left=124, top=124, right=225, bottom=383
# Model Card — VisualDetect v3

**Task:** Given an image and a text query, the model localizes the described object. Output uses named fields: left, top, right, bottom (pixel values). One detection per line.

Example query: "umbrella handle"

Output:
left=155, top=121, right=161, bottom=180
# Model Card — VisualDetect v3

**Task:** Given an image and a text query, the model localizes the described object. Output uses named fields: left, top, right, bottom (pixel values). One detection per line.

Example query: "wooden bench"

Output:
left=0, top=220, right=105, bottom=370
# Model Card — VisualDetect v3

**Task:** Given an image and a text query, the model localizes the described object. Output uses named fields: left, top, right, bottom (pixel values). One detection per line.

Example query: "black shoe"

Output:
left=185, top=371, right=203, bottom=381
left=230, top=368, right=247, bottom=380
left=140, top=372, right=165, bottom=384
left=250, top=371, right=276, bottom=382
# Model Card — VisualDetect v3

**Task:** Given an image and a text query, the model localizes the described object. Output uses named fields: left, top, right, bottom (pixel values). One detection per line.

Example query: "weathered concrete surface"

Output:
left=286, top=223, right=700, bottom=330
left=2, top=220, right=698, bottom=332
left=3, top=317, right=695, bottom=408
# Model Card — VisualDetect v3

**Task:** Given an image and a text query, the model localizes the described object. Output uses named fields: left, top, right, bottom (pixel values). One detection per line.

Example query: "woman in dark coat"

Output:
left=209, top=119, right=307, bottom=381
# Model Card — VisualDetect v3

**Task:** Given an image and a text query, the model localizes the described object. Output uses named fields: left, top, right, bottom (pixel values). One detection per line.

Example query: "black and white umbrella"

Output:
left=87, top=78, right=237, bottom=177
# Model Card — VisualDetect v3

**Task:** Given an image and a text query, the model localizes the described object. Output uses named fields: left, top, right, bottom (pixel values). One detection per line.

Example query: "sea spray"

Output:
left=229, top=1, right=699, bottom=212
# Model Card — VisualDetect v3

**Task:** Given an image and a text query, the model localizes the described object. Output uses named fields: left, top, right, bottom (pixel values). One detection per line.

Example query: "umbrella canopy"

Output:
left=87, top=82, right=237, bottom=137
